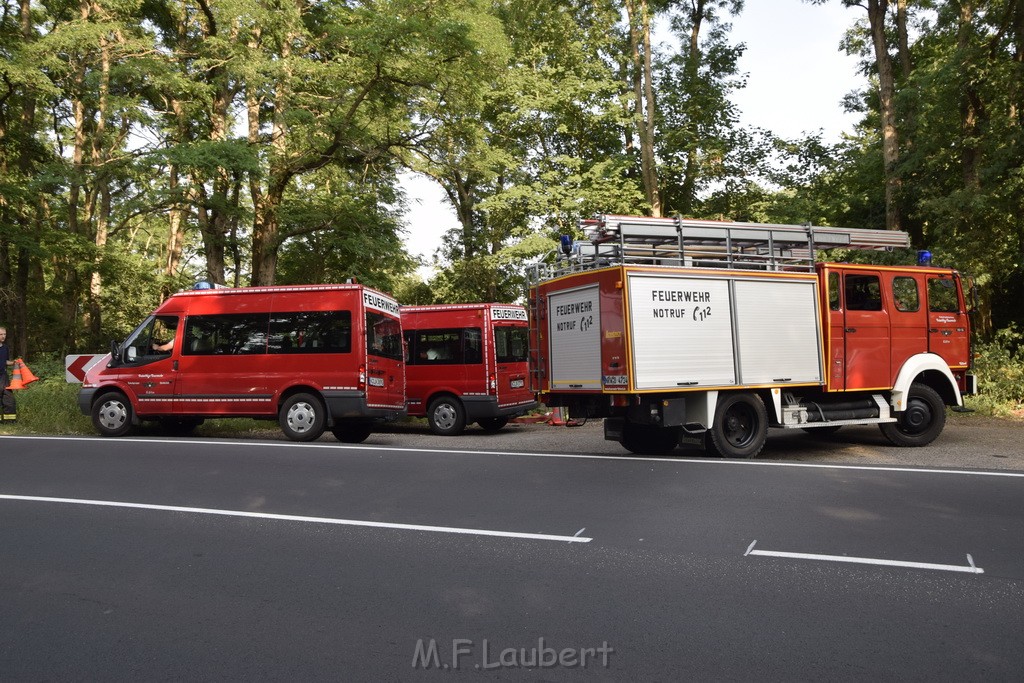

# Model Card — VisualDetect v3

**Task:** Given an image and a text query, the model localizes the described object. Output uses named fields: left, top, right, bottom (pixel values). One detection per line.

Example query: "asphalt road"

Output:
left=2, top=431, right=1022, bottom=681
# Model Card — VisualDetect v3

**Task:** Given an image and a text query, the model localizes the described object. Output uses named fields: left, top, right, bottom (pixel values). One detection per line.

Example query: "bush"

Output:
left=967, top=326, right=1024, bottom=417
left=3, top=354, right=93, bottom=434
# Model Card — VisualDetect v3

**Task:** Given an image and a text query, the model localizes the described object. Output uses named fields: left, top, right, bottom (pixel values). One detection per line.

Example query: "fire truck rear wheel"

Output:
left=706, top=392, right=768, bottom=458
left=279, top=392, right=326, bottom=442
left=622, top=422, right=682, bottom=456
left=428, top=396, right=466, bottom=436
left=477, top=417, right=508, bottom=433
left=879, top=382, right=945, bottom=447
left=332, top=423, right=373, bottom=443
left=92, top=391, right=134, bottom=437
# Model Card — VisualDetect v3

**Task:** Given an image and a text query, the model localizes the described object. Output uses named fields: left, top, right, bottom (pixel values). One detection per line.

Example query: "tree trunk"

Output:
left=866, top=0, right=903, bottom=232
left=626, top=0, right=661, bottom=216
left=679, top=1, right=706, bottom=217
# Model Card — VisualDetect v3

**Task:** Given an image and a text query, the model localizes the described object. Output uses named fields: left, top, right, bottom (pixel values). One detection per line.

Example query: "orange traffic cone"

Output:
left=547, top=407, right=567, bottom=426
left=6, top=362, right=25, bottom=390
left=16, top=359, right=39, bottom=385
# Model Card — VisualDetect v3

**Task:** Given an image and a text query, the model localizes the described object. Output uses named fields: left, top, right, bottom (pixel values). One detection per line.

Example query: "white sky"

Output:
left=400, top=0, right=865, bottom=271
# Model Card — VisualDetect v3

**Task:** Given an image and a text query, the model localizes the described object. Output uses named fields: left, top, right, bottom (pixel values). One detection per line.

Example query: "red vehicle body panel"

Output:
left=400, top=304, right=537, bottom=423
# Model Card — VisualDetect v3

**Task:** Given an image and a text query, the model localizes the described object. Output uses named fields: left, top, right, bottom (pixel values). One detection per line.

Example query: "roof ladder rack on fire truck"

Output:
left=552, top=214, right=910, bottom=276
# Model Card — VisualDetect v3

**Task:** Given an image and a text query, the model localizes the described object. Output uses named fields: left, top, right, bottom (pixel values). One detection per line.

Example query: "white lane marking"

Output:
left=0, top=494, right=592, bottom=544
left=746, top=543, right=984, bottom=574
left=5, top=435, right=1024, bottom=479
left=574, top=528, right=586, bottom=537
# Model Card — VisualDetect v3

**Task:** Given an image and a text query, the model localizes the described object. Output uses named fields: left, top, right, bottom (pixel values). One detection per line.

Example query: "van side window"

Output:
left=408, top=328, right=482, bottom=365
left=928, top=277, right=959, bottom=313
left=892, top=277, right=920, bottom=312
left=844, top=274, right=882, bottom=311
left=495, top=327, right=528, bottom=363
left=269, top=311, right=352, bottom=354
left=184, top=314, right=269, bottom=355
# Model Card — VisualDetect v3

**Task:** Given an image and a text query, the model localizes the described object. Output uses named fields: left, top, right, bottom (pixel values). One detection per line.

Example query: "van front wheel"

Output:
left=92, top=391, right=134, bottom=437
left=279, top=393, right=326, bottom=442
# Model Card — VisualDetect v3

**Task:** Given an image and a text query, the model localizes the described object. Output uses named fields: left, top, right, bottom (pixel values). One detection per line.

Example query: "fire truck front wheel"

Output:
left=879, top=382, right=946, bottom=447
left=706, top=392, right=768, bottom=459
left=279, top=392, right=326, bottom=442
left=428, top=396, right=466, bottom=436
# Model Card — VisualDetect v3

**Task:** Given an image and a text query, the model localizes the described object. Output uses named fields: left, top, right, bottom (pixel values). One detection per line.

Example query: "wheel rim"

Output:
left=723, top=403, right=756, bottom=448
left=287, top=401, right=317, bottom=434
left=433, top=403, right=457, bottom=431
left=899, top=396, right=932, bottom=435
left=98, top=400, right=128, bottom=431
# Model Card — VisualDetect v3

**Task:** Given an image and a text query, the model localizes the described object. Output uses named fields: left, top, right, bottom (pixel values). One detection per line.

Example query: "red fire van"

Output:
left=78, top=284, right=405, bottom=442
left=400, top=304, right=538, bottom=435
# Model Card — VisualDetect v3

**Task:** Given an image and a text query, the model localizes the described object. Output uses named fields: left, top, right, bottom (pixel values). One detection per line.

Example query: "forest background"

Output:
left=1, top=0, right=1022, bottom=411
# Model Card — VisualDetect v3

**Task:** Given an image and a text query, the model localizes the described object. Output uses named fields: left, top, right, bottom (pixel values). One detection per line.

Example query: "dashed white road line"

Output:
left=744, top=540, right=984, bottom=574
left=0, top=494, right=592, bottom=544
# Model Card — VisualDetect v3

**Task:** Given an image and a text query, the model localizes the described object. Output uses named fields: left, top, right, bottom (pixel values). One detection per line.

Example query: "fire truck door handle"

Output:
left=845, top=327, right=856, bottom=333
left=173, top=360, right=178, bottom=371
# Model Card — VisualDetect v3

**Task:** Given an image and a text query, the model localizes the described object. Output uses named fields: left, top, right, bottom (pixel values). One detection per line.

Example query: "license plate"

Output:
left=510, top=379, right=525, bottom=389
left=368, top=377, right=385, bottom=387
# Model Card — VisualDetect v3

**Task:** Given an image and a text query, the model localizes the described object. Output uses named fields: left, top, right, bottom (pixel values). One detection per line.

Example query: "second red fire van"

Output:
left=401, top=304, right=538, bottom=435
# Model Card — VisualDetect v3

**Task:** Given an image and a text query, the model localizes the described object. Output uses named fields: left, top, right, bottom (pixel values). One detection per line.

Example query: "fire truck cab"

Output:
left=79, top=284, right=405, bottom=442
left=528, top=215, right=976, bottom=457
left=401, top=304, right=538, bottom=435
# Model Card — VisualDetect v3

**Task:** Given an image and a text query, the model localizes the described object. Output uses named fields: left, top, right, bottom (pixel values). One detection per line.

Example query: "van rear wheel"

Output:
left=279, top=392, right=326, bottom=441
left=477, top=417, right=508, bottom=433
left=428, top=396, right=466, bottom=436
left=92, top=391, right=134, bottom=437
left=332, top=423, right=373, bottom=443
left=622, top=422, right=681, bottom=456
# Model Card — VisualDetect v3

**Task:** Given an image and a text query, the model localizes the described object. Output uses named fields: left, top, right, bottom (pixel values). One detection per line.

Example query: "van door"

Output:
left=492, top=322, right=531, bottom=407
left=175, top=312, right=274, bottom=416
left=365, top=311, right=404, bottom=410
left=118, top=314, right=181, bottom=415
left=927, top=274, right=970, bottom=370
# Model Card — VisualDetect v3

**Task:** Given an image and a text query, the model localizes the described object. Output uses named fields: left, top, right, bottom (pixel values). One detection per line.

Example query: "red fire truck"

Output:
left=401, top=304, right=538, bottom=435
left=528, top=215, right=976, bottom=457
left=78, top=284, right=405, bottom=442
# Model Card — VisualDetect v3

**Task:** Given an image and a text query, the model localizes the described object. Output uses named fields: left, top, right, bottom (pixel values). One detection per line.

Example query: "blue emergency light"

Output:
left=560, top=235, right=573, bottom=256
left=194, top=281, right=214, bottom=290
left=917, top=250, right=932, bottom=266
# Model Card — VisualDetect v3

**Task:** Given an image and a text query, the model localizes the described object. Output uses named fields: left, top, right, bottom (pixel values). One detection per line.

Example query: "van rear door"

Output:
left=490, top=306, right=532, bottom=407
left=363, top=292, right=404, bottom=411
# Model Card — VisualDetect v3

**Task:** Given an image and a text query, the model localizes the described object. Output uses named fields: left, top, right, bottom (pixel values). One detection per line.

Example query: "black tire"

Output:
left=159, top=417, right=204, bottom=436
left=801, top=425, right=842, bottom=436
left=706, top=392, right=768, bottom=458
left=279, top=392, right=326, bottom=442
left=621, top=422, right=681, bottom=456
left=92, top=391, right=134, bottom=437
left=879, top=382, right=946, bottom=447
left=331, top=423, right=373, bottom=443
left=427, top=396, right=466, bottom=436
left=477, top=416, right=509, bottom=434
